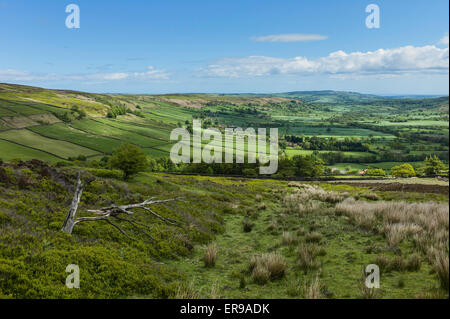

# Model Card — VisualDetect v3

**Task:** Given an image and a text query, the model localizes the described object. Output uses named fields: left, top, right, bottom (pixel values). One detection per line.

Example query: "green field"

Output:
left=70, top=119, right=168, bottom=148
left=0, top=139, right=61, bottom=162
left=30, top=123, right=124, bottom=154
left=0, top=83, right=448, bottom=172
left=285, top=149, right=372, bottom=158
left=0, top=129, right=99, bottom=159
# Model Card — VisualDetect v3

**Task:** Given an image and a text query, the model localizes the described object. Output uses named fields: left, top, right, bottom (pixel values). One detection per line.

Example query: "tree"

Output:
left=366, top=168, right=386, bottom=176
left=390, top=163, right=416, bottom=177
left=108, top=143, right=148, bottom=179
left=420, top=155, right=447, bottom=176
left=62, top=174, right=179, bottom=236
left=293, top=155, right=324, bottom=177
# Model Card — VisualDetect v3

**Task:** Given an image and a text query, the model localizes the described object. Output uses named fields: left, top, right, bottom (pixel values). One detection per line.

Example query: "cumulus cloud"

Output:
left=251, top=33, right=328, bottom=43
left=204, top=44, right=449, bottom=78
left=133, top=66, right=170, bottom=80
left=0, top=66, right=170, bottom=82
left=440, top=35, right=449, bottom=47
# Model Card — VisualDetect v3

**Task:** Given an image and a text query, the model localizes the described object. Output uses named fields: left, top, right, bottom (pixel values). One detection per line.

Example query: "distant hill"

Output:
left=272, top=90, right=381, bottom=104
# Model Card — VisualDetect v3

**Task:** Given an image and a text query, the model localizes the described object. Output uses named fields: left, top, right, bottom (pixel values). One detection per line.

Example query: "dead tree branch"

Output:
left=61, top=172, right=83, bottom=234
left=61, top=175, right=180, bottom=239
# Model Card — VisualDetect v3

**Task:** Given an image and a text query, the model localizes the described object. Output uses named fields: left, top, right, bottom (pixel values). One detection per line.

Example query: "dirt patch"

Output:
left=28, top=114, right=61, bottom=125
left=164, top=98, right=205, bottom=109
left=19, top=97, right=46, bottom=104
left=333, top=182, right=449, bottom=195
left=1, top=116, right=37, bottom=128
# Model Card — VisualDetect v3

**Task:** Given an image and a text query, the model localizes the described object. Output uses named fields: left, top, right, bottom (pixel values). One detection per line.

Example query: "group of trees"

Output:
left=284, top=135, right=371, bottom=152
left=81, top=143, right=448, bottom=181
left=52, top=105, right=86, bottom=123
left=366, top=156, right=448, bottom=178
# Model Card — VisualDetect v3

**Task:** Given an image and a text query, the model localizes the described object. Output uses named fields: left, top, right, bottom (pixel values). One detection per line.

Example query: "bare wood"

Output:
left=61, top=173, right=83, bottom=234
left=62, top=176, right=180, bottom=239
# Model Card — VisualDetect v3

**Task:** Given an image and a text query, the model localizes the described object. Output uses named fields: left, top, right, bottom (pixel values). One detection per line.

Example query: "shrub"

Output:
left=406, top=254, right=422, bottom=272
left=173, top=281, right=201, bottom=299
left=266, top=221, right=278, bottom=232
left=242, top=168, right=257, bottom=177
left=390, top=163, right=416, bottom=178
left=420, top=155, right=447, bottom=176
left=265, top=253, right=287, bottom=280
left=239, top=275, right=246, bottom=289
left=303, top=276, right=322, bottom=299
left=362, top=193, right=379, bottom=201
left=287, top=280, right=301, bottom=297
left=434, top=252, right=449, bottom=291
left=204, top=244, right=217, bottom=268
left=258, top=202, right=267, bottom=210
left=298, top=244, right=322, bottom=273
left=250, top=253, right=287, bottom=283
left=359, top=269, right=379, bottom=299
left=242, top=219, right=255, bottom=233
left=86, top=168, right=125, bottom=180
left=108, top=143, right=148, bottom=179
left=252, top=264, right=270, bottom=285
left=281, top=232, right=298, bottom=246
left=374, top=254, right=421, bottom=273
left=366, top=168, right=386, bottom=176
left=305, top=232, right=322, bottom=243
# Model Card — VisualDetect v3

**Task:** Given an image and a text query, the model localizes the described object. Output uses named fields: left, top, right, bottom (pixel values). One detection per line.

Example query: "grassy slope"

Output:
left=0, top=159, right=448, bottom=299
left=163, top=176, right=447, bottom=299
left=1, top=83, right=448, bottom=167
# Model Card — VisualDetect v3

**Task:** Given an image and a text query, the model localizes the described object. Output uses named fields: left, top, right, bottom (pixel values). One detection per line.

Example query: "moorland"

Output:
left=0, top=83, right=448, bottom=298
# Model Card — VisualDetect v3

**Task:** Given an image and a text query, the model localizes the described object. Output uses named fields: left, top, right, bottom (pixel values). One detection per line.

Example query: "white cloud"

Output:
left=440, top=35, right=449, bottom=47
left=133, top=66, right=170, bottom=80
left=0, top=66, right=169, bottom=82
left=204, top=44, right=449, bottom=78
left=251, top=33, right=328, bottom=43
left=0, top=69, right=59, bottom=82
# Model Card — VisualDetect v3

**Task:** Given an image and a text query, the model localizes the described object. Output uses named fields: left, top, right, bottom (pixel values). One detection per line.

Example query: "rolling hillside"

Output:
left=0, top=83, right=448, bottom=173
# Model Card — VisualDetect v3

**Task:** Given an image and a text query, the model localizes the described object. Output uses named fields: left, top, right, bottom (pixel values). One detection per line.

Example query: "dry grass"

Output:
left=281, top=231, right=298, bottom=246
left=359, top=270, right=379, bottom=299
left=250, top=253, right=287, bottom=284
left=335, top=197, right=448, bottom=290
left=174, top=281, right=201, bottom=299
left=434, top=251, right=449, bottom=291
left=284, top=184, right=345, bottom=215
left=204, top=244, right=217, bottom=268
left=361, top=193, right=380, bottom=201
left=335, top=198, right=448, bottom=259
left=252, top=264, right=270, bottom=285
left=305, top=232, right=322, bottom=243
left=374, top=254, right=422, bottom=273
left=302, top=276, right=322, bottom=299
left=298, top=243, right=323, bottom=273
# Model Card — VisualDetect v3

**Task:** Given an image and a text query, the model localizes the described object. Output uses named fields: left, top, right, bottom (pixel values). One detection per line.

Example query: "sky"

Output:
left=0, top=0, right=448, bottom=95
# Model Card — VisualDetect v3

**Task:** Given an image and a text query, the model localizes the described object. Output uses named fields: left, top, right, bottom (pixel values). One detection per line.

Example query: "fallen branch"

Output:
left=61, top=174, right=180, bottom=239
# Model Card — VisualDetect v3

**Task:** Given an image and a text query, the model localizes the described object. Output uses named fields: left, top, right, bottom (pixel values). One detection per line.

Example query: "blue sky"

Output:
left=0, top=0, right=448, bottom=94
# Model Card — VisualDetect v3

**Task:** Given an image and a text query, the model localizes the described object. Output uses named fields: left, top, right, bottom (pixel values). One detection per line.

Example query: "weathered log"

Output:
left=61, top=173, right=83, bottom=234
left=61, top=174, right=180, bottom=239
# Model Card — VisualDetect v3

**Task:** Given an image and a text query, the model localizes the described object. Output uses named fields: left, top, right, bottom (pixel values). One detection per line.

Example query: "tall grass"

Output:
left=335, top=198, right=448, bottom=289
left=302, top=276, right=322, bottom=299
left=284, top=183, right=345, bottom=215
left=204, top=244, right=217, bottom=267
left=250, top=253, right=287, bottom=284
